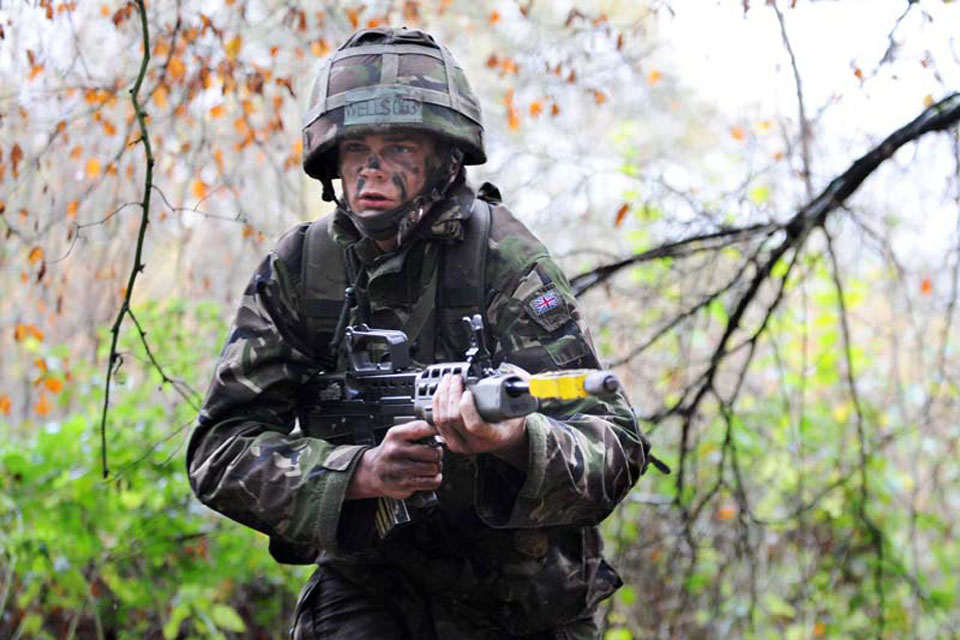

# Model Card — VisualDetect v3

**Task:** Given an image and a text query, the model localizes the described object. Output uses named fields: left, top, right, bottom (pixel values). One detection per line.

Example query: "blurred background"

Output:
left=1, top=0, right=958, bottom=638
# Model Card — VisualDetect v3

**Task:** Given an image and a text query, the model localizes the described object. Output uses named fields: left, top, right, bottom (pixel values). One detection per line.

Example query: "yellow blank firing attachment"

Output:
left=528, top=370, right=620, bottom=400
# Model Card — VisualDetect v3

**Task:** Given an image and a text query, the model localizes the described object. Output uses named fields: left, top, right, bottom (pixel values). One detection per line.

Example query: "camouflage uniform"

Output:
left=187, top=185, right=646, bottom=638
left=188, top=26, right=645, bottom=640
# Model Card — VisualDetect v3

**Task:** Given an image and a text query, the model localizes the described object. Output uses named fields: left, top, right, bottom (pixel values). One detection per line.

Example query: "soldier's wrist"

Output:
left=492, top=417, right=529, bottom=470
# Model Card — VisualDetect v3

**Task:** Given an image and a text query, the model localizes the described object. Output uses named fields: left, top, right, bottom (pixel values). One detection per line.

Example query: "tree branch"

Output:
left=99, top=0, right=155, bottom=479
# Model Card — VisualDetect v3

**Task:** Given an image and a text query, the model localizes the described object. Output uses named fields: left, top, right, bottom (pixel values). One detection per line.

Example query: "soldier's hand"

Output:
left=346, top=421, right=443, bottom=500
left=432, top=374, right=528, bottom=468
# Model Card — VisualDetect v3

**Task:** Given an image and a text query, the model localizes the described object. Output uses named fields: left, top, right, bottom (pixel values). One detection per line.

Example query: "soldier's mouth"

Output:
left=357, top=192, right=396, bottom=209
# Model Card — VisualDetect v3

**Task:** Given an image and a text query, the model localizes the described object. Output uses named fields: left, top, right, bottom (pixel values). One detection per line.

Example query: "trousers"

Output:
left=290, top=564, right=600, bottom=640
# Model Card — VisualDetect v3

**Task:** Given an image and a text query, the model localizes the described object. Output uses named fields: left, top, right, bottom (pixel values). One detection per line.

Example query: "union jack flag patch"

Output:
left=530, top=289, right=562, bottom=316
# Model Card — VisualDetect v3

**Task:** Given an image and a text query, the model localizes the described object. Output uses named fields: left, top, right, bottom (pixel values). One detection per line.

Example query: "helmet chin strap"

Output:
left=331, top=145, right=464, bottom=245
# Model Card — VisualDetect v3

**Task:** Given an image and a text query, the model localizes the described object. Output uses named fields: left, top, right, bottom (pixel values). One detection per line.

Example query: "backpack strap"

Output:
left=435, top=187, right=494, bottom=360
left=300, top=215, right=350, bottom=364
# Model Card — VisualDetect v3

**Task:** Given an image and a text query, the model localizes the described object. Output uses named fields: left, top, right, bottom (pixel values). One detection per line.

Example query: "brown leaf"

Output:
left=921, top=277, right=932, bottom=295
left=0, top=395, right=10, bottom=416
left=592, top=89, right=607, bottom=105
left=66, top=200, right=78, bottom=219
left=11, top=143, right=23, bottom=178
left=528, top=101, right=543, bottom=117
left=28, top=246, right=44, bottom=265
left=489, top=10, right=500, bottom=24
left=614, top=204, right=629, bottom=227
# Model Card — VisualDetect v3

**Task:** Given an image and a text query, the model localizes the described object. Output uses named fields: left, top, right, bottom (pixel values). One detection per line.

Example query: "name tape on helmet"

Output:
left=344, top=93, right=424, bottom=126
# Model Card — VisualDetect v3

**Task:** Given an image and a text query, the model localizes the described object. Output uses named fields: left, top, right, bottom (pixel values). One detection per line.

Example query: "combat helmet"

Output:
left=302, top=27, right=486, bottom=203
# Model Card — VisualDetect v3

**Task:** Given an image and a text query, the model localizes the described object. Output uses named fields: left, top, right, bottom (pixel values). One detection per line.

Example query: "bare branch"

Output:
left=99, top=0, right=155, bottom=479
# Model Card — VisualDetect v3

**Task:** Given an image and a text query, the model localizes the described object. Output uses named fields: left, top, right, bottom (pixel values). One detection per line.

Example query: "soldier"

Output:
left=187, top=27, right=648, bottom=639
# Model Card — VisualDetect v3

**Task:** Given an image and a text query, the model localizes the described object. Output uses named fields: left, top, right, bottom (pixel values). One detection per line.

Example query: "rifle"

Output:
left=298, top=314, right=622, bottom=538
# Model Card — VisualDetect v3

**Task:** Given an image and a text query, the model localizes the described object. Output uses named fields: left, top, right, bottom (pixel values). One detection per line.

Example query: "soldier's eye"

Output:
left=391, top=144, right=413, bottom=154
left=343, top=142, right=367, bottom=154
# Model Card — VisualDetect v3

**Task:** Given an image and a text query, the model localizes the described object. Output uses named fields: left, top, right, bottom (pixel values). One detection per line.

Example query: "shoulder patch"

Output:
left=522, top=286, right=571, bottom=332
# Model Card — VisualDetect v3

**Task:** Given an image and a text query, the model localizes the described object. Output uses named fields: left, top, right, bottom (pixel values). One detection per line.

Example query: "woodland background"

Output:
left=2, top=0, right=959, bottom=638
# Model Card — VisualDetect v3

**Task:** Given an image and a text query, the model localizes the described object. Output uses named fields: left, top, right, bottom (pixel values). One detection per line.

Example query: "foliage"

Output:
left=0, top=301, right=310, bottom=639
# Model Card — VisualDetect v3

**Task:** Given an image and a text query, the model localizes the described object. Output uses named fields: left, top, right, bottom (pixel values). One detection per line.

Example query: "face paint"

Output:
left=366, top=155, right=382, bottom=170
left=391, top=172, right=409, bottom=203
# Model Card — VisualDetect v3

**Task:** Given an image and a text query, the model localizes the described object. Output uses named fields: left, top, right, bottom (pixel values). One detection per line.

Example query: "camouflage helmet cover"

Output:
left=302, top=27, right=486, bottom=182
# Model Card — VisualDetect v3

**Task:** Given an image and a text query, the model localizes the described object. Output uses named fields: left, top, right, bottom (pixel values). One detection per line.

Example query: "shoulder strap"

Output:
left=301, top=215, right=350, bottom=359
left=436, top=192, right=493, bottom=359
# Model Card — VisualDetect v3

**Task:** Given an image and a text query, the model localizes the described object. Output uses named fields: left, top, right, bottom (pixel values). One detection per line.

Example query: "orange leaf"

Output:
left=192, top=179, right=208, bottom=200
left=646, top=69, right=662, bottom=85
left=853, top=66, right=863, bottom=81
left=11, top=143, right=23, bottom=177
left=0, top=395, right=10, bottom=416
left=345, top=7, right=363, bottom=29
left=242, top=224, right=254, bottom=238
left=485, top=54, right=498, bottom=68
left=716, top=504, right=736, bottom=521
left=225, top=36, right=242, bottom=61
left=15, top=324, right=31, bottom=341
left=153, top=83, right=169, bottom=108
left=528, top=100, right=543, bottom=117
left=29, top=64, right=45, bottom=79
left=85, top=157, right=101, bottom=178
left=507, top=104, right=520, bottom=131
left=813, top=622, right=826, bottom=637
left=168, top=55, right=186, bottom=81
left=551, top=103, right=560, bottom=117
left=488, top=10, right=500, bottom=23
left=0, top=200, right=4, bottom=214
left=28, top=246, right=44, bottom=265
left=213, top=148, right=224, bottom=173
left=614, top=204, right=630, bottom=227
left=923, top=94, right=934, bottom=108
left=65, top=200, right=78, bottom=219
left=367, top=17, right=385, bottom=28
left=310, top=39, right=331, bottom=57
left=592, top=89, right=607, bottom=105
left=209, top=104, right=225, bottom=119
left=44, top=378, right=63, bottom=394
left=921, top=277, right=932, bottom=295
left=730, top=125, right=746, bottom=141
left=70, top=145, right=83, bottom=159
left=34, top=394, right=51, bottom=417
left=102, top=120, right=116, bottom=136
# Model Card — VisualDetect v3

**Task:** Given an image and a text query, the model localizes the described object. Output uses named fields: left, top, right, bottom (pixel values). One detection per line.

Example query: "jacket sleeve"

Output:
left=186, top=227, right=367, bottom=554
left=474, top=224, right=645, bottom=529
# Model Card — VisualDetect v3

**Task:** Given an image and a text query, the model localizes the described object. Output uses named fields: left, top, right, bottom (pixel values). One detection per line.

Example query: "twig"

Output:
left=772, top=0, right=814, bottom=199
left=99, top=0, right=155, bottom=479
left=824, top=226, right=885, bottom=638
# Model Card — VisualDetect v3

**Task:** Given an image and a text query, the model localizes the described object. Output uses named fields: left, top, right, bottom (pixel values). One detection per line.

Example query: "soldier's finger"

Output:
left=390, top=420, right=438, bottom=442
left=459, top=389, right=486, bottom=434
left=446, top=375, right=463, bottom=424
left=432, top=374, right=450, bottom=423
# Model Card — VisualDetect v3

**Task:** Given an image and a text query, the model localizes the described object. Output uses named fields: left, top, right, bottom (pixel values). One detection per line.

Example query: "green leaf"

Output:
left=210, top=603, right=247, bottom=633
left=748, top=184, right=771, bottom=205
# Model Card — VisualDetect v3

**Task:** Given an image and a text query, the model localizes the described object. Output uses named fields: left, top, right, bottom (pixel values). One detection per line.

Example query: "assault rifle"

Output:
left=298, top=314, right=621, bottom=538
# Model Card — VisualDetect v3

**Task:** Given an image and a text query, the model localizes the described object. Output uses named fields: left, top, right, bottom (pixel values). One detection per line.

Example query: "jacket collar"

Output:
left=330, top=183, right=476, bottom=267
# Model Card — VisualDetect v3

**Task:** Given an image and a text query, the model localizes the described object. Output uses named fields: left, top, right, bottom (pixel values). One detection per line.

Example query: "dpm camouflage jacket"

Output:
left=186, top=184, right=646, bottom=637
